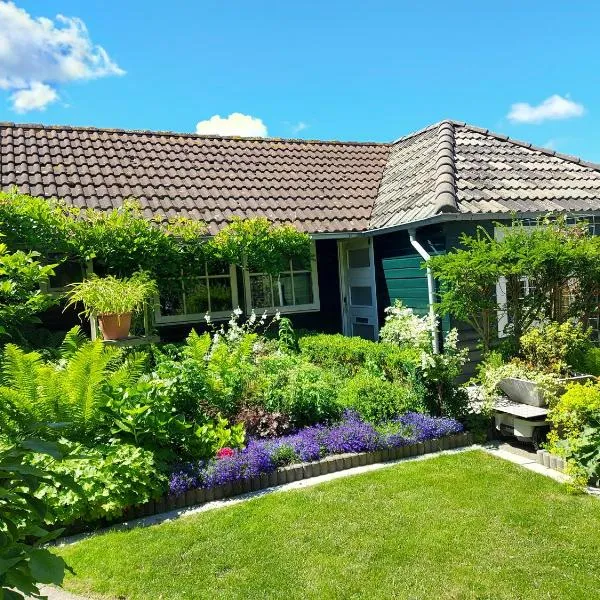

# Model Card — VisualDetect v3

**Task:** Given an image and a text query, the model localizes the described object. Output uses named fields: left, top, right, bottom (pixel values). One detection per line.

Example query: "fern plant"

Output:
left=0, top=326, right=142, bottom=442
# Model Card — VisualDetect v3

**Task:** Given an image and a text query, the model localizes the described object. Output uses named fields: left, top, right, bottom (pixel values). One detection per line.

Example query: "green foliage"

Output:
left=277, top=317, right=299, bottom=352
left=547, top=382, right=600, bottom=486
left=269, top=444, right=299, bottom=467
left=570, top=346, right=600, bottom=376
left=105, top=375, right=245, bottom=461
left=0, top=328, right=141, bottom=442
left=428, top=229, right=501, bottom=352
left=30, top=441, right=166, bottom=525
left=210, top=217, right=311, bottom=275
left=258, top=356, right=342, bottom=427
left=0, top=439, right=70, bottom=599
left=64, top=271, right=158, bottom=318
left=519, top=320, right=591, bottom=375
left=338, top=370, right=425, bottom=422
left=429, top=217, right=598, bottom=353
left=420, top=329, right=469, bottom=418
left=0, top=191, right=311, bottom=283
left=298, top=333, right=421, bottom=380
left=0, top=242, right=58, bottom=340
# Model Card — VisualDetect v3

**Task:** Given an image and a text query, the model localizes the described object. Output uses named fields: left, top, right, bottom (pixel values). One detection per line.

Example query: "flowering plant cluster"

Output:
left=379, top=300, right=433, bottom=351
left=168, top=411, right=463, bottom=495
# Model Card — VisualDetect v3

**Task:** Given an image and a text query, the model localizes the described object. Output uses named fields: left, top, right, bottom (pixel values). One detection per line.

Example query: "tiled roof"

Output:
left=371, top=120, right=600, bottom=229
left=2, top=120, right=600, bottom=235
left=0, top=123, right=389, bottom=234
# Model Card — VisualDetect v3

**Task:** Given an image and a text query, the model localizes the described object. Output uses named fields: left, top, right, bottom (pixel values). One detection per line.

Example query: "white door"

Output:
left=338, top=237, right=379, bottom=340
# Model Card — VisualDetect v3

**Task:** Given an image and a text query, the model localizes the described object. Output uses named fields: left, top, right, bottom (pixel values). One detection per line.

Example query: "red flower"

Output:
left=216, top=447, right=235, bottom=459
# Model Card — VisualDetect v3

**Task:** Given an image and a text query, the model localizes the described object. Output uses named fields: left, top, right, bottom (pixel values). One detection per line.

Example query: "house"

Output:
left=2, top=119, right=600, bottom=360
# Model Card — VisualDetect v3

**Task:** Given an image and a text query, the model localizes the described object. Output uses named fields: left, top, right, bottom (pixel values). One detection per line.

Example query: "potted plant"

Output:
left=65, top=272, right=158, bottom=340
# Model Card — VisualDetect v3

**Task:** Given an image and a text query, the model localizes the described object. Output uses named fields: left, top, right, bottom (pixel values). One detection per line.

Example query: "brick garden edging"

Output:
left=120, top=431, right=474, bottom=522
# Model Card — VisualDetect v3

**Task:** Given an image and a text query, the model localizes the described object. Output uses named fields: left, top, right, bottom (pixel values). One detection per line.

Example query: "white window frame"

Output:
left=155, top=264, right=239, bottom=325
left=243, top=243, right=320, bottom=315
left=495, top=225, right=536, bottom=338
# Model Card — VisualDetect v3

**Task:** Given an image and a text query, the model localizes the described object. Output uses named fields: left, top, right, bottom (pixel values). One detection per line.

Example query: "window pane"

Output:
left=348, top=248, right=370, bottom=268
left=160, top=282, right=185, bottom=316
left=291, top=256, right=311, bottom=271
left=209, top=277, right=233, bottom=312
left=250, top=274, right=273, bottom=308
left=206, top=259, right=230, bottom=276
left=292, top=272, right=313, bottom=305
left=350, top=285, right=372, bottom=306
left=49, top=260, right=84, bottom=289
left=353, top=323, right=376, bottom=340
left=278, top=274, right=294, bottom=306
left=185, top=279, right=209, bottom=314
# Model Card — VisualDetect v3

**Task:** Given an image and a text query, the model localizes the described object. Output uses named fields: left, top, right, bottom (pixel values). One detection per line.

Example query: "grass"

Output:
left=58, top=451, right=600, bottom=600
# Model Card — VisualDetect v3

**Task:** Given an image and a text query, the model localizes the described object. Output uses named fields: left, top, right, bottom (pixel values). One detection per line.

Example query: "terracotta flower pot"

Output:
left=97, top=312, right=132, bottom=340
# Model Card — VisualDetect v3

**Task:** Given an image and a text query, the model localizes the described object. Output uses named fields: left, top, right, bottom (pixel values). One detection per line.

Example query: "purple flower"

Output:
left=168, top=411, right=464, bottom=495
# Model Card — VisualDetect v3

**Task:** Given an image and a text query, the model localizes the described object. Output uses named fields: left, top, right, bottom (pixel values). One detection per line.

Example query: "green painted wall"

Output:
left=374, top=225, right=445, bottom=328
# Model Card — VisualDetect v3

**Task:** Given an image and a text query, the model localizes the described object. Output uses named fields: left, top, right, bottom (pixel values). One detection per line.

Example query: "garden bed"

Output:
left=114, top=431, right=475, bottom=527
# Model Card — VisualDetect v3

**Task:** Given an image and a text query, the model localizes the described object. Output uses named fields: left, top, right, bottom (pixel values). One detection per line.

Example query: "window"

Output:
left=41, top=255, right=89, bottom=294
left=156, top=262, right=238, bottom=323
left=244, top=249, right=320, bottom=313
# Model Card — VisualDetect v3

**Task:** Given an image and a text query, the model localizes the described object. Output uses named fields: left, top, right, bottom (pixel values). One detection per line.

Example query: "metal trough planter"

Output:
left=498, top=375, right=594, bottom=407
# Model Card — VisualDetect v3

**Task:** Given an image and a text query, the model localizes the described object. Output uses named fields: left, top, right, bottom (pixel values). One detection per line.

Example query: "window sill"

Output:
left=247, top=304, right=321, bottom=316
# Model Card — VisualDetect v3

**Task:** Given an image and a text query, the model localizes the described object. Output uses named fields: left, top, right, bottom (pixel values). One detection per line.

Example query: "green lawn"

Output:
left=58, top=451, right=600, bottom=600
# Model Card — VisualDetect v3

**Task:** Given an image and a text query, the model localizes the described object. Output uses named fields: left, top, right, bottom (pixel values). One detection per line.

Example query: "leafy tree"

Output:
left=428, top=229, right=501, bottom=353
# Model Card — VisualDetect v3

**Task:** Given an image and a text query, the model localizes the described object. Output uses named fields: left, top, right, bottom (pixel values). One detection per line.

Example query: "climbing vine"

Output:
left=0, top=189, right=311, bottom=279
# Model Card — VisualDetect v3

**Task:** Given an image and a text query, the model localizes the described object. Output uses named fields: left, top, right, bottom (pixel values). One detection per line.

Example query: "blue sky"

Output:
left=1, top=1, right=599, bottom=160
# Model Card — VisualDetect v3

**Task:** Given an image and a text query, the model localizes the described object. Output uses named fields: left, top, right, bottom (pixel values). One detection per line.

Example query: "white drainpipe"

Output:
left=408, top=229, right=440, bottom=354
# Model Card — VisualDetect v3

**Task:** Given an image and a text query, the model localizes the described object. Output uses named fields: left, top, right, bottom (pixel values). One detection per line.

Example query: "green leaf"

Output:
left=28, top=549, right=65, bottom=585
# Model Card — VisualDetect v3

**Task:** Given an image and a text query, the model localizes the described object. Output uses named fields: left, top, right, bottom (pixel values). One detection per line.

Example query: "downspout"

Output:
left=408, top=229, right=439, bottom=354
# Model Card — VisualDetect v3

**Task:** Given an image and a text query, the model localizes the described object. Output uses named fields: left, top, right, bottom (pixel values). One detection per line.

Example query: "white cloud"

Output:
left=11, top=82, right=57, bottom=112
left=0, top=1, right=124, bottom=112
left=507, top=94, right=585, bottom=124
left=291, top=121, right=308, bottom=134
left=195, top=112, right=268, bottom=137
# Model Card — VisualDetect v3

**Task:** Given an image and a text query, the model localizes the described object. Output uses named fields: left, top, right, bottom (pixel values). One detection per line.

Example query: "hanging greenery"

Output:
left=210, top=217, right=311, bottom=275
left=0, top=190, right=311, bottom=280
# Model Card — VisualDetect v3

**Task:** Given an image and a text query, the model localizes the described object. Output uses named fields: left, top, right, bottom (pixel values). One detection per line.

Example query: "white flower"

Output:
left=204, top=313, right=211, bottom=323
left=274, top=310, right=281, bottom=321
left=233, top=307, right=243, bottom=317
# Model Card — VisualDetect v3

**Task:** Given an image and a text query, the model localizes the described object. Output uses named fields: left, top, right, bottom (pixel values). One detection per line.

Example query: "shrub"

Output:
left=338, top=370, right=425, bottom=423
left=379, top=300, right=431, bottom=350
left=31, top=442, right=167, bottom=525
left=519, top=321, right=591, bottom=375
left=0, top=242, right=58, bottom=342
left=547, top=382, right=600, bottom=485
left=298, top=334, right=420, bottom=380
left=548, top=382, right=600, bottom=444
left=259, top=360, right=342, bottom=427
left=569, top=346, right=600, bottom=376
